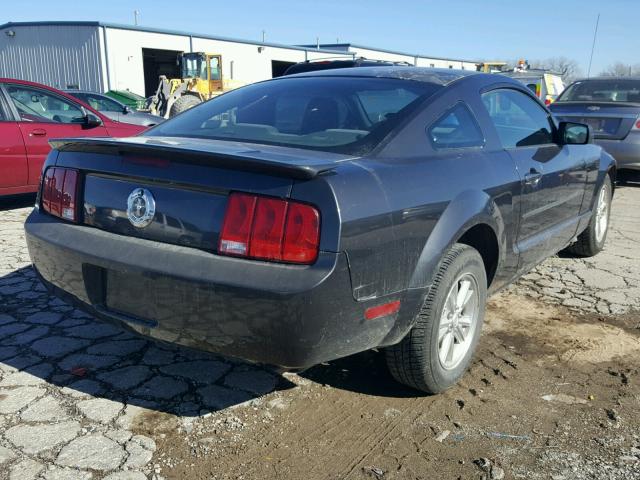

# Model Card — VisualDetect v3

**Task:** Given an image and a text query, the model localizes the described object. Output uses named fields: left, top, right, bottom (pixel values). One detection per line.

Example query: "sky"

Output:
left=3, top=0, right=639, bottom=75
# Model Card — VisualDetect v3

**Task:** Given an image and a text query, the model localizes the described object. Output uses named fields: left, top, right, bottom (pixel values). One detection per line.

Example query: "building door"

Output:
left=142, top=48, right=183, bottom=97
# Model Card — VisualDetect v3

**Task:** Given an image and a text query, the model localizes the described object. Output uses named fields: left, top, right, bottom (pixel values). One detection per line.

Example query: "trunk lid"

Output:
left=550, top=101, right=640, bottom=140
left=52, top=136, right=351, bottom=252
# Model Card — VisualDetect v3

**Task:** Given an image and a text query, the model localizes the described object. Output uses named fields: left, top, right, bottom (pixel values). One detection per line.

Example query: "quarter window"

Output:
left=6, top=85, right=85, bottom=124
left=428, top=103, right=484, bottom=149
left=481, top=89, right=554, bottom=148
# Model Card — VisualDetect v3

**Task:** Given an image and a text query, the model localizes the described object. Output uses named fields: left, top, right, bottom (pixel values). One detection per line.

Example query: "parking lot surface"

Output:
left=0, top=185, right=639, bottom=480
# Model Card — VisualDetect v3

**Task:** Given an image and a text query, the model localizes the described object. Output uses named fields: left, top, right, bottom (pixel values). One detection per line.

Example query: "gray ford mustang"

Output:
left=25, top=67, right=615, bottom=393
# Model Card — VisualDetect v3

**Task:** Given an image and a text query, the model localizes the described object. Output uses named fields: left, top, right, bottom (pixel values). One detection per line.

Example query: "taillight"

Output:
left=544, top=98, right=552, bottom=106
left=41, top=167, right=80, bottom=222
left=219, top=192, right=320, bottom=264
left=633, top=118, right=640, bottom=130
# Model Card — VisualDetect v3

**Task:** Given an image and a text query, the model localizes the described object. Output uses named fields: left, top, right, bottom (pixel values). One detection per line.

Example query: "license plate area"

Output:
left=580, top=117, right=621, bottom=134
left=105, top=269, right=218, bottom=325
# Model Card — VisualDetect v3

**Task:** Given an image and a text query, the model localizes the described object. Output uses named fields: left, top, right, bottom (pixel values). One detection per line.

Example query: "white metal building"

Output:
left=0, top=21, right=480, bottom=98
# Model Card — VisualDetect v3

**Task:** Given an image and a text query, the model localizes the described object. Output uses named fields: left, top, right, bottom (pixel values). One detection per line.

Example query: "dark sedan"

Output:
left=551, top=77, right=640, bottom=173
left=63, top=90, right=164, bottom=127
left=24, top=68, right=615, bottom=393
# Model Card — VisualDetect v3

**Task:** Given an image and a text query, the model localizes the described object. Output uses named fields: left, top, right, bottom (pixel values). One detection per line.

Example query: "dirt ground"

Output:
left=0, top=184, right=639, bottom=480
left=135, top=293, right=640, bottom=480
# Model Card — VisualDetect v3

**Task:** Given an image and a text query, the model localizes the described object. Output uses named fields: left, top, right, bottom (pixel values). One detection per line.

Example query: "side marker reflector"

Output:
left=365, top=300, right=401, bottom=320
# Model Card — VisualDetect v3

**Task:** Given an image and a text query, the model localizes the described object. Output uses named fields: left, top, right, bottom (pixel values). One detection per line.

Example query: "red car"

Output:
left=0, top=78, right=146, bottom=196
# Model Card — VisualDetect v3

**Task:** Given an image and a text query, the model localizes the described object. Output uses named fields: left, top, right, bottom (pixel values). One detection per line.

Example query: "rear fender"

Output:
left=378, top=190, right=505, bottom=348
left=408, top=189, right=505, bottom=290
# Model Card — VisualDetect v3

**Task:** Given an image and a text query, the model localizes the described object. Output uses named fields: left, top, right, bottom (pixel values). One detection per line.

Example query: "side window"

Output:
left=85, top=94, right=122, bottom=113
left=428, top=103, right=484, bottom=149
left=6, top=85, right=84, bottom=124
left=481, top=89, right=554, bottom=148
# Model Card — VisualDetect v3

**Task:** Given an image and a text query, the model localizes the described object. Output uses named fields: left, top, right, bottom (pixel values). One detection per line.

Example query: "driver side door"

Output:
left=3, top=83, right=109, bottom=186
left=481, top=88, right=587, bottom=272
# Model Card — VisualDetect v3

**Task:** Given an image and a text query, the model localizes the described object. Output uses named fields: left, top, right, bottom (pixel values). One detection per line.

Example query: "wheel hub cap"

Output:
left=595, top=183, right=610, bottom=244
left=438, top=273, right=479, bottom=370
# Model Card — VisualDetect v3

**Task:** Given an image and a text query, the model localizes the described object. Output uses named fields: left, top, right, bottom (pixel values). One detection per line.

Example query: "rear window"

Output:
left=558, top=79, right=640, bottom=103
left=145, top=77, right=440, bottom=155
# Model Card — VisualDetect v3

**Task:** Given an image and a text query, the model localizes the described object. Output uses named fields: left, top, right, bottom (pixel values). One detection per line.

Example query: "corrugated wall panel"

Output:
left=0, top=25, right=103, bottom=91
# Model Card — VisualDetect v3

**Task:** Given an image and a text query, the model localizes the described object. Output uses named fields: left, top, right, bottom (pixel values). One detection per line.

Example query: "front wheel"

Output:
left=169, top=95, right=202, bottom=117
left=564, top=175, right=612, bottom=257
left=385, top=244, right=487, bottom=394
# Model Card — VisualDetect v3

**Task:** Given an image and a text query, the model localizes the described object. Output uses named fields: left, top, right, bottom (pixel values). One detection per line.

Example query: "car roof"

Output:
left=63, top=89, right=108, bottom=95
left=281, top=66, right=479, bottom=86
left=283, top=58, right=413, bottom=75
left=569, top=76, right=640, bottom=83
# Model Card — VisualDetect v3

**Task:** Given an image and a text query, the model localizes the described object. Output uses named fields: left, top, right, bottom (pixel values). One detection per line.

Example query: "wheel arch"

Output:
left=456, top=223, right=500, bottom=288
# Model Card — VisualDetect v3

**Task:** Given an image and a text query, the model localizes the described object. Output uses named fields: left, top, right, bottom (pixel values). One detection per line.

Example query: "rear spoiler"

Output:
left=49, top=137, right=339, bottom=180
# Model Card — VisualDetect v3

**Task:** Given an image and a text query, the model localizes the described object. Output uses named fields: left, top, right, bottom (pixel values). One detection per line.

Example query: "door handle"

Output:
left=29, top=128, right=47, bottom=137
left=524, top=169, right=542, bottom=187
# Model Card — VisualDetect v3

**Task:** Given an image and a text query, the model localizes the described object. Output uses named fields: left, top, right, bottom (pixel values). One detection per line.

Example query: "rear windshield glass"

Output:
left=558, top=79, right=640, bottom=103
left=145, top=77, right=441, bottom=155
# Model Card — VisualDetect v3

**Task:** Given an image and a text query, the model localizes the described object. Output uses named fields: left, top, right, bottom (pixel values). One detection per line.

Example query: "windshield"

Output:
left=182, top=54, right=207, bottom=80
left=557, top=79, right=640, bottom=103
left=145, top=76, right=440, bottom=155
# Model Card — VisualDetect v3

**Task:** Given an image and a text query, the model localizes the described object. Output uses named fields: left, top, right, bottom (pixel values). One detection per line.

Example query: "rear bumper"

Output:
left=596, top=132, right=640, bottom=171
left=25, top=209, right=409, bottom=369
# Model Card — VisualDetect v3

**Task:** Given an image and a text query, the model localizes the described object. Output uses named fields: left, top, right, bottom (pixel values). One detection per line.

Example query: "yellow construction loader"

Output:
left=147, top=52, right=238, bottom=118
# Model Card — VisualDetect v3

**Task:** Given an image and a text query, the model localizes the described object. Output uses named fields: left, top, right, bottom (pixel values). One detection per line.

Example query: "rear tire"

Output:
left=169, top=95, right=201, bottom=117
left=385, top=244, right=487, bottom=394
left=564, top=175, right=612, bottom=257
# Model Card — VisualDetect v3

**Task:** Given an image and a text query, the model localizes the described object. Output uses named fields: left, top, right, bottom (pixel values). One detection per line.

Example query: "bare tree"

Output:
left=504, top=57, right=582, bottom=83
left=599, top=62, right=640, bottom=77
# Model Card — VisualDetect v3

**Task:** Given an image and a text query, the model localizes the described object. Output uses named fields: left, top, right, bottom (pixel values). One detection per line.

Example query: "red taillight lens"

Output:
left=249, top=197, right=288, bottom=260
left=282, top=202, right=320, bottom=263
left=61, top=169, right=78, bottom=221
left=50, top=168, right=65, bottom=217
left=218, top=193, right=257, bottom=256
left=41, top=167, right=80, bottom=222
left=634, top=119, right=640, bottom=130
left=544, top=98, right=552, bottom=106
left=42, top=168, right=55, bottom=212
left=219, top=192, right=320, bottom=264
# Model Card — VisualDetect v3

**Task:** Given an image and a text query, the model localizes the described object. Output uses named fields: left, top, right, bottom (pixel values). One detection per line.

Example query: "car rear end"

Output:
left=551, top=78, right=640, bottom=171
left=24, top=137, right=370, bottom=369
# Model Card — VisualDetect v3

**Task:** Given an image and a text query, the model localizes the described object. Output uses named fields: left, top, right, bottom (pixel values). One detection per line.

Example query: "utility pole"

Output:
left=133, top=10, right=140, bottom=26
left=587, top=13, right=600, bottom=78
left=262, top=30, right=266, bottom=43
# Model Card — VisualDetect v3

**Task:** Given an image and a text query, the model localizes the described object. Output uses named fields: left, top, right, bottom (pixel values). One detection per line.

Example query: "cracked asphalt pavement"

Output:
left=0, top=184, right=638, bottom=480
left=512, top=182, right=640, bottom=314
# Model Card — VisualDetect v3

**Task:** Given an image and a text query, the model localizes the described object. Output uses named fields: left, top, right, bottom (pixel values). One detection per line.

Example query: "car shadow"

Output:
left=300, top=349, right=423, bottom=398
left=0, top=266, right=297, bottom=419
left=0, top=194, right=36, bottom=212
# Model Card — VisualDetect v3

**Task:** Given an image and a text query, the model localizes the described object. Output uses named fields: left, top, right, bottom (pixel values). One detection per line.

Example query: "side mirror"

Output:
left=123, top=105, right=132, bottom=114
left=558, top=121, right=591, bottom=145
left=80, top=107, right=103, bottom=129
